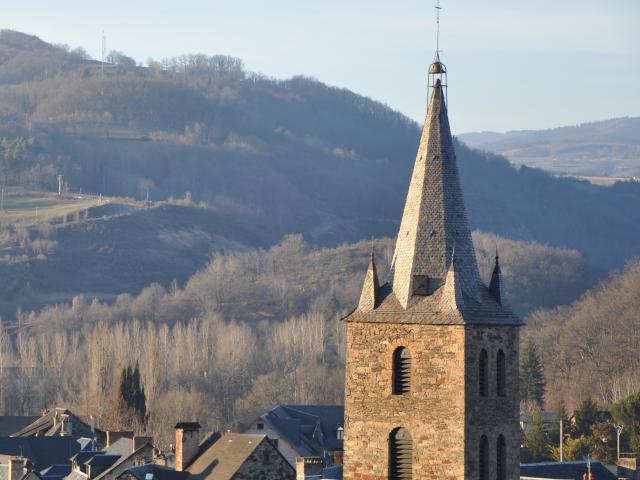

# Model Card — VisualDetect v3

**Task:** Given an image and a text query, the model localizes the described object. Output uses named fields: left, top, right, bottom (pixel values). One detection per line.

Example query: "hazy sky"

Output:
left=5, top=0, right=640, bottom=132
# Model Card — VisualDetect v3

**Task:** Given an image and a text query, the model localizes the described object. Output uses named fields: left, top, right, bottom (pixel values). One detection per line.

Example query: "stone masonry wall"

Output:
left=343, top=322, right=467, bottom=480
left=233, top=439, right=295, bottom=480
left=464, top=326, right=520, bottom=480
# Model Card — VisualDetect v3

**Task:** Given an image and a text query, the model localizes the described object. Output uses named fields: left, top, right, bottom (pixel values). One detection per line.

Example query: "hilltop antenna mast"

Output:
left=101, top=31, right=106, bottom=76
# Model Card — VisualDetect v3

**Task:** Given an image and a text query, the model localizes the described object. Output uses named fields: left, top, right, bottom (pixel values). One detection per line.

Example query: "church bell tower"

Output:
left=342, top=41, right=523, bottom=480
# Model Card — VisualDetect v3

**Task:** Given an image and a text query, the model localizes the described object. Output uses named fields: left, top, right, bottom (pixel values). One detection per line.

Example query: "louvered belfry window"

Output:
left=392, top=347, right=412, bottom=395
left=497, top=435, right=507, bottom=480
left=479, top=435, right=489, bottom=480
left=497, top=349, right=506, bottom=397
left=479, top=349, right=488, bottom=397
left=390, top=428, right=412, bottom=480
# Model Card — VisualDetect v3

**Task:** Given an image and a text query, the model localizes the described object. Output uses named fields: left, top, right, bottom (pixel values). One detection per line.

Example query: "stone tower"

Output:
left=343, top=55, right=523, bottom=480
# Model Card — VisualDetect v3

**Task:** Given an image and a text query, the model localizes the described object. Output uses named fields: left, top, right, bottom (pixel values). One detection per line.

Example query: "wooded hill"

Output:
left=0, top=30, right=638, bottom=271
left=459, top=117, right=640, bottom=177
left=526, top=259, right=640, bottom=411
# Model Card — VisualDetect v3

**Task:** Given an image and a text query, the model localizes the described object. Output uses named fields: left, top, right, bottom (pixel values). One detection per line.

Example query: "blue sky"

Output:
left=5, top=0, right=640, bottom=132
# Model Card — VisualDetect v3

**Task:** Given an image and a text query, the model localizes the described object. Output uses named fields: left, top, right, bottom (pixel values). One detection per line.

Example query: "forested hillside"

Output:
left=526, top=260, right=640, bottom=410
left=460, top=117, right=640, bottom=177
left=0, top=30, right=638, bottom=271
left=0, top=233, right=597, bottom=445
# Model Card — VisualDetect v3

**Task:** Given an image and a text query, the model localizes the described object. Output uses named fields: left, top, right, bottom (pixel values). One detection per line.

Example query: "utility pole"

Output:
left=616, top=424, right=624, bottom=462
left=560, top=419, right=564, bottom=462
left=57, top=174, right=63, bottom=196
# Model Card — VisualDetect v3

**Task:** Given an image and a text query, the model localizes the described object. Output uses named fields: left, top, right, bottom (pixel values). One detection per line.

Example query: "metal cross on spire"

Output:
left=435, top=0, right=442, bottom=56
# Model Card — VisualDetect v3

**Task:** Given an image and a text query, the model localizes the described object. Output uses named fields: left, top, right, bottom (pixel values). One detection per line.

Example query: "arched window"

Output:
left=497, top=349, right=506, bottom=397
left=393, top=347, right=412, bottom=395
left=479, top=435, right=489, bottom=480
left=479, top=349, right=488, bottom=397
left=389, top=428, right=412, bottom=480
left=497, top=435, right=506, bottom=480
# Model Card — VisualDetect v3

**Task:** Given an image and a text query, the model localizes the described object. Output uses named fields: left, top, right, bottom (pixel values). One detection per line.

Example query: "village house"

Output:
left=244, top=405, right=344, bottom=468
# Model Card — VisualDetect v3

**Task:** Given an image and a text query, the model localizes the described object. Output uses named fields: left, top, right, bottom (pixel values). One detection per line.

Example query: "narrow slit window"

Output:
left=497, top=349, right=506, bottom=397
left=497, top=435, right=506, bottom=480
left=479, top=349, right=488, bottom=397
left=479, top=435, right=489, bottom=480
left=389, top=427, right=412, bottom=480
left=393, top=347, right=412, bottom=395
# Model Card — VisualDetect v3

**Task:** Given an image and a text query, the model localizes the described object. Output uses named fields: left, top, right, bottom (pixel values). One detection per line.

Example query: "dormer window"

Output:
left=257, top=422, right=264, bottom=430
left=337, top=426, right=344, bottom=440
left=412, top=276, right=440, bottom=296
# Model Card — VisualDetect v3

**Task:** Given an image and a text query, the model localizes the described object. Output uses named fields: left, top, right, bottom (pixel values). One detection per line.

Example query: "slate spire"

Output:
left=389, top=70, right=482, bottom=309
left=358, top=250, right=379, bottom=310
left=489, top=247, right=503, bottom=305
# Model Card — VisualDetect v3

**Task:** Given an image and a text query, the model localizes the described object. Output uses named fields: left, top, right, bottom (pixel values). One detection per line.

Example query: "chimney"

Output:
left=133, top=436, right=153, bottom=452
left=175, top=422, right=201, bottom=471
left=9, top=457, right=26, bottom=480
left=296, top=457, right=323, bottom=480
left=60, top=414, right=72, bottom=436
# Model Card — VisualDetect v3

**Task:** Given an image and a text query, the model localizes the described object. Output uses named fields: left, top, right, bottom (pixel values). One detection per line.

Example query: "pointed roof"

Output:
left=344, top=61, right=522, bottom=327
left=389, top=79, right=482, bottom=308
left=439, top=248, right=464, bottom=311
left=358, top=251, right=379, bottom=310
left=489, top=249, right=503, bottom=305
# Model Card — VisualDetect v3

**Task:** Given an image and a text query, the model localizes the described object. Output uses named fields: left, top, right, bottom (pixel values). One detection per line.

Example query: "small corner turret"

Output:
left=489, top=247, right=504, bottom=305
left=357, top=250, right=379, bottom=310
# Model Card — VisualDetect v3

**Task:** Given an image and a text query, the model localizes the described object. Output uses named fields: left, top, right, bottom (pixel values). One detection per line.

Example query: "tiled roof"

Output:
left=520, top=461, right=618, bottom=480
left=186, top=433, right=265, bottom=480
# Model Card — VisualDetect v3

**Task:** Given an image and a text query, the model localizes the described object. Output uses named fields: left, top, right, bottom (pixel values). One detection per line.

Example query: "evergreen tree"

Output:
left=611, top=390, right=640, bottom=451
left=574, top=396, right=600, bottom=437
left=520, top=339, right=546, bottom=409
left=118, top=362, right=147, bottom=424
left=522, top=409, right=551, bottom=462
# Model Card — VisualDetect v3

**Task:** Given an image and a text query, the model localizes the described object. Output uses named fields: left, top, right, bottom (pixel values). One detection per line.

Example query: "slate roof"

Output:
left=520, top=461, right=618, bottom=480
left=11, top=409, right=102, bottom=441
left=40, top=465, right=71, bottom=478
left=345, top=281, right=521, bottom=325
left=0, top=437, right=81, bottom=470
left=186, top=433, right=265, bottom=480
left=125, top=464, right=188, bottom=480
left=346, top=77, right=522, bottom=326
left=321, top=465, right=343, bottom=479
left=389, top=79, right=482, bottom=307
left=103, top=438, right=134, bottom=456
left=261, top=405, right=344, bottom=455
left=85, top=455, right=119, bottom=467
left=0, top=416, right=40, bottom=436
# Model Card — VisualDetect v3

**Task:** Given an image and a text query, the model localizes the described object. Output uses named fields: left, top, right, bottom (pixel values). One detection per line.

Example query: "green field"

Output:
left=0, top=193, right=105, bottom=227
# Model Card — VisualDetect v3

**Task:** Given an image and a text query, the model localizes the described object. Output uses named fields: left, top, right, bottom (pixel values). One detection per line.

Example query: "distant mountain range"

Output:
left=459, top=117, right=640, bottom=177
left=0, top=30, right=638, bottom=278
